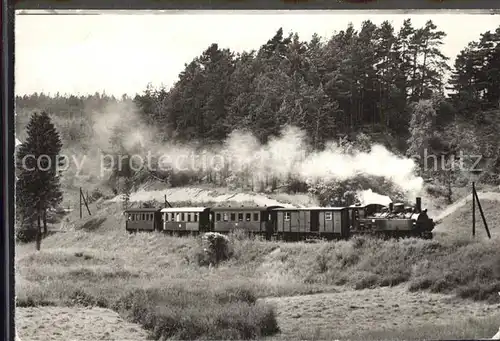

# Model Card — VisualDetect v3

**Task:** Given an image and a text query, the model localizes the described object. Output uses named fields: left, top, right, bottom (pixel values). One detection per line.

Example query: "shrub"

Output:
left=197, top=232, right=233, bottom=267
left=113, top=287, right=279, bottom=340
left=88, top=188, right=104, bottom=203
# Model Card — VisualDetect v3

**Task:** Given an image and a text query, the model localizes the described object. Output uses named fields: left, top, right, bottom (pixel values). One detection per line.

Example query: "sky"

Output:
left=15, top=10, right=500, bottom=97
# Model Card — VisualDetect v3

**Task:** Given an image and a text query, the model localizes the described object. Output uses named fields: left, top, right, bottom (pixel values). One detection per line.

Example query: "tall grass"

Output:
left=16, top=223, right=500, bottom=340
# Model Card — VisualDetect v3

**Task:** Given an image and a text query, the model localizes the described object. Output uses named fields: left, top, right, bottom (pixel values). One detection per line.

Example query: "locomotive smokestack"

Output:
left=416, top=197, right=421, bottom=213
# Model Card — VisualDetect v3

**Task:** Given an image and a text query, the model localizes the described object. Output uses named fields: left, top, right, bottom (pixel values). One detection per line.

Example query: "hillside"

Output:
left=15, top=189, right=500, bottom=340
left=434, top=196, right=500, bottom=241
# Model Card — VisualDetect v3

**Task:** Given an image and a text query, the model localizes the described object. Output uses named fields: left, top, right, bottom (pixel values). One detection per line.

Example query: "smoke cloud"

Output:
left=63, top=101, right=424, bottom=202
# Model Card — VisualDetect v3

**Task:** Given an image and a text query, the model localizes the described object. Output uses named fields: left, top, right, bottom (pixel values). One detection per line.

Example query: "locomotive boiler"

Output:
left=348, top=197, right=435, bottom=239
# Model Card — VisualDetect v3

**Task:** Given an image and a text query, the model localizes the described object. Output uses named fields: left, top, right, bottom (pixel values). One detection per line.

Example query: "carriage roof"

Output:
left=273, top=207, right=347, bottom=211
left=160, top=207, right=209, bottom=213
left=125, top=208, right=161, bottom=213
left=210, top=206, right=283, bottom=212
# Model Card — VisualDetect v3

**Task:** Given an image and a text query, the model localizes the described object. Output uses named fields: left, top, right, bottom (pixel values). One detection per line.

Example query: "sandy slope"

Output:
left=108, top=186, right=317, bottom=207
left=16, top=306, right=149, bottom=341
left=435, top=191, right=500, bottom=223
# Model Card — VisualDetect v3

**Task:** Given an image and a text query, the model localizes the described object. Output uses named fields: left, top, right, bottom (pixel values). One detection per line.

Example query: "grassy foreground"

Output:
left=15, top=202, right=500, bottom=340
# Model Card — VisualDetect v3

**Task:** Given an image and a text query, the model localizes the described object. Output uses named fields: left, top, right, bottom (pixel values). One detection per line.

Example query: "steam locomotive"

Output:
left=124, top=197, right=435, bottom=240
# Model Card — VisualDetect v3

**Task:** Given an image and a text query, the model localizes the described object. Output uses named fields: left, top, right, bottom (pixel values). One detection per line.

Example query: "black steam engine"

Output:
left=348, top=197, right=434, bottom=239
left=124, top=197, right=435, bottom=241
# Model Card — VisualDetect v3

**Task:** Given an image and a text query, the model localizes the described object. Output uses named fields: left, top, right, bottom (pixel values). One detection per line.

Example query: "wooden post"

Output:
left=80, top=187, right=91, bottom=217
left=82, top=189, right=91, bottom=216
left=36, top=208, right=41, bottom=251
left=472, top=182, right=476, bottom=237
left=80, top=187, right=82, bottom=219
left=473, top=185, right=491, bottom=239
left=43, top=209, right=47, bottom=235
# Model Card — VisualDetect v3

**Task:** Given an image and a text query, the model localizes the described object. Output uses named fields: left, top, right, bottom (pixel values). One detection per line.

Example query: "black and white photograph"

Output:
left=13, top=9, right=500, bottom=340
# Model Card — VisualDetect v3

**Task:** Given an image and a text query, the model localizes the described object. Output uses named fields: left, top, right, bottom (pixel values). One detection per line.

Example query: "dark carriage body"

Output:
left=210, top=206, right=283, bottom=235
left=271, top=207, right=350, bottom=240
left=160, top=207, right=211, bottom=234
left=125, top=208, right=162, bottom=233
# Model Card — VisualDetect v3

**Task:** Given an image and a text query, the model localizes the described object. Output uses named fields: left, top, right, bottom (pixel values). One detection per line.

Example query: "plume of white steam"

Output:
left=298, top=143, right=423, bottom=195
left=91, top=100, right=153, bottom=153
left=357, top=189, right=392, bottom=206
left=79, top=102, right=423, bottom=200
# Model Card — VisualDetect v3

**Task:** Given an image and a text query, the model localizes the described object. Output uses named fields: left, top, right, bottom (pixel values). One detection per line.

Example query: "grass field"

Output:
left=15, top=196, right=500, bottom=340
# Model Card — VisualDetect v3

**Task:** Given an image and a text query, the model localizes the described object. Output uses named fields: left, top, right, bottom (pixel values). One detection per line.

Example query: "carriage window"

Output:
left=187, top=213, right=191, bottom=222
left=223, top=213, right=228, bottom=222
left=171, top=213, right=175, bottom=221
left=253, top=213, right=259, bottom=221
left=130, top=214, right=134, bottom=221
left=142, top=214, right=145, bottom=220
left=325, top=212, right=332, bottom=221
left=216, top=213, right=221, bottom=221
left=181, top=213, right=185, bottom=221
left=164, top=213, right=168, bottom=222
left=238, top=213, right=243, bottom=221
left=176, top=213, right=181, bottom=222
left=230, top=213, right=236, bottom=221
left=284, top=212, right=291, bottom=221
left=246, top=213, right=251, bottom=221
left=194, top=213, right=198, bottom=222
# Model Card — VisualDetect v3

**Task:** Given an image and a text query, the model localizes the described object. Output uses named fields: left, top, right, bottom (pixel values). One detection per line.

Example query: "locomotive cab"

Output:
left=392, top=203, right=405, bottom=213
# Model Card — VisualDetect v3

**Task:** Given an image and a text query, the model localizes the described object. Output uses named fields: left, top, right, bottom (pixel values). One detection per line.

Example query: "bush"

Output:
left=196, top=232, right=233, bottom=267
left=113, top=287, right=279, bottom=340
left=426, top=183, right=448, bottom=197
left=88, top=188, right=104, bottom=203
left=68, top=288, right=109, bottom=308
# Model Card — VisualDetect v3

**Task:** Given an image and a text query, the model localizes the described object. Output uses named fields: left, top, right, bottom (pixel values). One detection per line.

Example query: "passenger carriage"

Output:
left=210, top=206, right=282, bottom=237
left=160, top=207, right=211, bottom=235
left=125, top=208, right=162, bottom=233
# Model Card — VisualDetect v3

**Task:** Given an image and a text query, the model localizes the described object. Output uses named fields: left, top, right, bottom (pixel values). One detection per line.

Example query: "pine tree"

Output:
left=16, top=111, right=63, bottom=250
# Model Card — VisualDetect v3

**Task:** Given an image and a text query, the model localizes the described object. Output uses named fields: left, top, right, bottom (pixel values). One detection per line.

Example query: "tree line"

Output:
left=133, top=20, right=498, bottom=149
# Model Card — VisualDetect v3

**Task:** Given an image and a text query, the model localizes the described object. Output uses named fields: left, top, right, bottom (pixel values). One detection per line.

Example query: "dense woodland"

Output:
left=15, top=19, right=500, bottom=204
